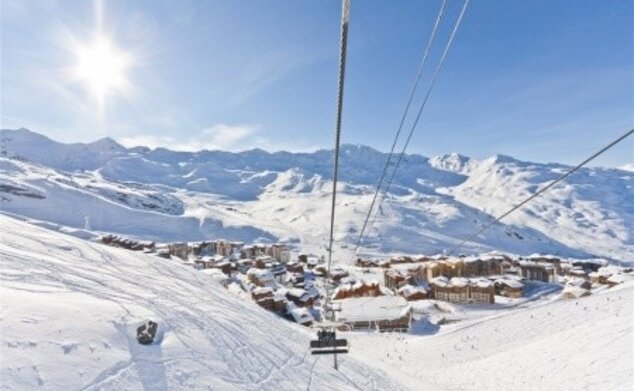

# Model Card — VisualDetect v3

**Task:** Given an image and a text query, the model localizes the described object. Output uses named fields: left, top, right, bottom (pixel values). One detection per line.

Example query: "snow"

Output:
left=496, top=278, right=523, bottom=289
left=0, top=214, right=407, bottom=390
left=619, top=163, right=634, bottom=172
left=561, top=285, right=590, bottom=298
left=346, top=282, right=634, bottom=391
left=1, top=128, right=632, bottom=262
left=1, top=126, right=632, bottom=389
left=335, top=296, right=411, bottom=322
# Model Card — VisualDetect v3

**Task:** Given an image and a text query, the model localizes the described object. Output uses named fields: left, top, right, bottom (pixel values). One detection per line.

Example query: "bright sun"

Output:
left=76, top=37, right=129, bottom=104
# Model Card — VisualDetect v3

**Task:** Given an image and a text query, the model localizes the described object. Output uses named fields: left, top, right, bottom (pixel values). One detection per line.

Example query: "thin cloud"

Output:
left=118, top=124, right=262, bottom=152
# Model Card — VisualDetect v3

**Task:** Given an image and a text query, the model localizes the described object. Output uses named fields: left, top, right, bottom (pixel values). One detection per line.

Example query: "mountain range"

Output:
left=1, top=128, right=632, bottom=262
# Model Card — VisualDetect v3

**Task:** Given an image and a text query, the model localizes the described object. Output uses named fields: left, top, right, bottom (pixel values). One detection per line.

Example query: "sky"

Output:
left=1, top=0, right=632, bottom=167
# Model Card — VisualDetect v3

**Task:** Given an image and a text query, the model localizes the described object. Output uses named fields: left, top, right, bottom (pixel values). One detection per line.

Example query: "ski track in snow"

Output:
left=0, top=214, right=411, bottom=391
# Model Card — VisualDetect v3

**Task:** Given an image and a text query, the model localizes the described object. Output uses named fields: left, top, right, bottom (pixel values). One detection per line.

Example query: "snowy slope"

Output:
left=348, top=284, right=633, bottom=391
left=1, top=128, right=632, bottom=262
left=0, top=213, right=408, bottom=390
left=434, top=154, right=634, bottom=261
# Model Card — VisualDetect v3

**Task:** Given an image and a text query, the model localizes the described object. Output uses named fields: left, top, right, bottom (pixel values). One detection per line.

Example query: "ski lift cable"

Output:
left=354, top=0, right=448, bottom=253
left=446, top=127, right=634, bottom=256
left=357, top=0, right=471, bottom=254
left=325, top=0, right=351, bottom=310
left=310, top=0, right=351, bottom=368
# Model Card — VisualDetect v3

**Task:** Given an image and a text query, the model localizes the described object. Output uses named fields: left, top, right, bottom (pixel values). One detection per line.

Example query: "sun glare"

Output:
left=75, top=37, right=129, bottom=106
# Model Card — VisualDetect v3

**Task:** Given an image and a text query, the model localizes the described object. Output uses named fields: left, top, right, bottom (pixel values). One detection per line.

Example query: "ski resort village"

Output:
left=2, top=0, right=633, bottom=390
left=100, top=234, right=634, bottom=332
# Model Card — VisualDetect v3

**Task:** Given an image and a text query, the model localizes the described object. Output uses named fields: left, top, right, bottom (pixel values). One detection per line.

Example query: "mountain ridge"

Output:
left=1, top=128, right=632, bottom=262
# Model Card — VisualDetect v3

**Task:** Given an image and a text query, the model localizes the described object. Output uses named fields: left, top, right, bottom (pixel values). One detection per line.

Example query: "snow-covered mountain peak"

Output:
left=620, top=163, right=634, bottom=172
left=430, top=152, right=473, bottom=174
left=87, top=136, right=125, bottom=151
left=1, top=129, right=632, bottom=262
left=485, top=153, right=522, bottom=166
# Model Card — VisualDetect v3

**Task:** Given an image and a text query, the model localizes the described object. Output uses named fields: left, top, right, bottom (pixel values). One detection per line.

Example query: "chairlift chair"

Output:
left=309, top=327, right=349, bottom=355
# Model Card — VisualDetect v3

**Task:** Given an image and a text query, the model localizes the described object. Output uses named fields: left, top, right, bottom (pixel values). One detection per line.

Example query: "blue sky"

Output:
left=1, top=0, right=632, bottom=166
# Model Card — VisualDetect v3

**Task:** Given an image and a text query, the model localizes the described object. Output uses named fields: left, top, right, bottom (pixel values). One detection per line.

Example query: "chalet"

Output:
left=589, top=266, right=627, bottom=285
left=254, top=255, right=274, bottom=269
left=377, top=260, right=391, bottom=268
left=287, top=303, right=314, bottom=326
left=569, top=277, right=592, bottom=290
left=288, top=273, right=305, bottom=288
left=567, top=266, right=589, bottom=280
left=561, top=285, right=591, bottom=299
left=230, top=241, right=244, bottom=253
left=194, top=258, right=211, bottom=270
left=398, top=285, right=428, bottom=301
left=519, top=261, right=556, bottom=283
left=211, top=260, right=232, bottom=275
left=256, top=296, right=275, bottom=311
left=334, top=296, right=412, bottom=332
left=332, top=280, right=383, bottom=300
left=246, top=268, right=275, bottom=287
left=462, top=256, right=504, bottom=277
left=405, top=265, right=428, bottom=285
left=286, top=261, right=304, bottom=273
left=356, top=258, right=379, bottom=268
left=237, top=259, right=254, bottom=274
left=192, top=241, right=214, bottom=256
left=286, top=288, right=307, bottom=306
left=391, top=256, right=413, bottom=264
left=384, top=269, right=412, bottom=289
left=306, top=255, right=323, bottom=268
left=286, top=286, right=319, bottom=307
left=240, top=245, right=254, bottom=259
left=101, top=235, right=155, bottom=251
left=431, top=277, right=468, bottom=303
left=252, top=287, right=274, bottom=301
left=312, top=264, right=327, bottom=277
left=266, top=244, right=291, bottom=263
left=168, top=242, right=189, bottom=260
left=269, top=262, right=287, bottom=277
left=572, top=260, right=605, bottom=273
left=528, top=255, right=562, bottom=273
left=329, top=268, right=349, bottom=281
left=494, top=278, right=524, bottom=298
left=430, top=277, right=495, bottom=304
left=501, top=260, right=518, bottom=275
left=469, top=279, right=495, bottom=304
left=606, top=273, right=633, bottom=287
left=215, top=240, right=232, bottom=257
left=272, top=296, right=287, bottom=312
left=589, top=270, right=610, bottom=285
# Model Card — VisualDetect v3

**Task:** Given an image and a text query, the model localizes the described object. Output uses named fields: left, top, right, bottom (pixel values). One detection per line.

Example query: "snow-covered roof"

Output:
left=398, top=285, right=427, bottom=296
left=287, top=304, right=314, bottom=324
left=246, top=268, right=274, bottom=282
left=252, top=287, right=273, bottom=295
left=496, top=279, right=523, bottom=289
left=430, top=276, right=449, bottom=287
left=561, top=286, right=590, bottom=298
left=566, top=278, right=589, bottom=288
left=287, top=288, right=307, bottom=298
left=607, top=274, right=629, bottom=284
left=519, top=260, right=554, bottom=269
left=472, top=278, right=493, bottom=289
left=450, top=277, right=469, bottom=288
left=335, top=296, right=411, bottom=322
